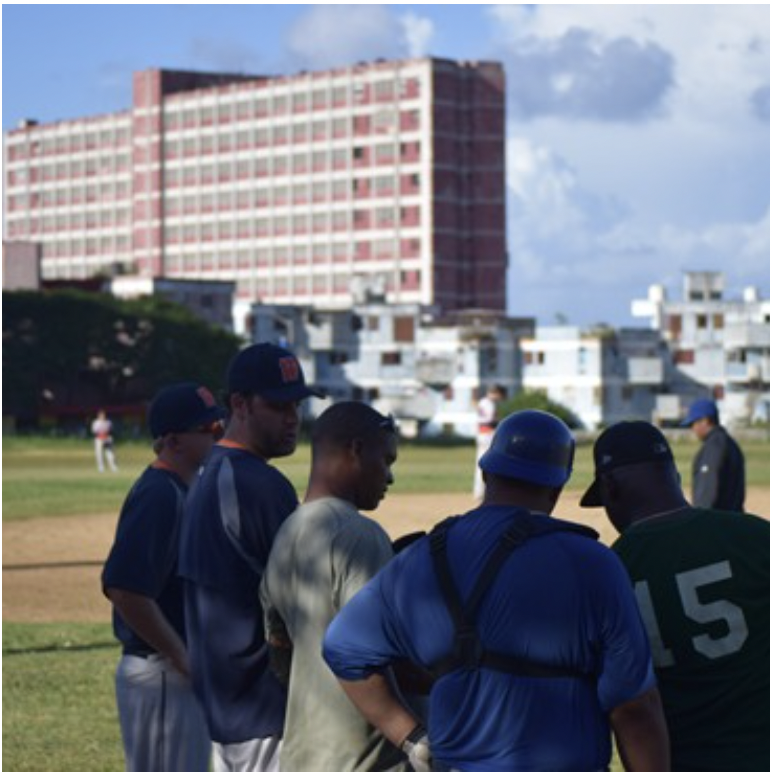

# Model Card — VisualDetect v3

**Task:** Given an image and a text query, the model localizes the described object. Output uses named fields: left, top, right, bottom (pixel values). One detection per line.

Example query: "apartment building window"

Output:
left=312, top=151, right=327, bottom=171
left=292, top=124, right=308, bottom=143
left=332, top=118, right=347, bottom=138
left=273, top=95, right=288, bottom=114
left=696, top=314, right=708, bottom=330
left=292, top=92, right=308, bottom=112
left=273, top=186, right=289, bottom=205
left=332, top=211, right=348, bottom=230
left=273, top=125, right=288, bottom=144
left=714, top=314, right=724, bottom=329
left=373, top=238, right=392, bottom=257
left=375, top=143, right=396, bottom=163
left=292, top=213, right=308, bottom=233
left=331, top=180, right=348, bottom=199
left=374, top=80, right=395, bottom=101
left=332, top=149, right=348, bottom=169
left=374, top=175, right=395, bottom=196
left=311, top=121, right=327, bottom=141
left=373, top=110, right=396, bottom=132
left=312, top=181, right=327, bottom=201
left=394, top=316, right=415, bottom=342
left=312, top=90, right=327, bottom=109
left=273, top=156, right=288, bottom=175
left=674, top=350, right=695, bottom=364
left=375, top=207, right=395, bottom=227
left=524, top=351, right=546, bottom=365
left=332, top=86, right=347, bottom=106
left=381, top=351, right=402, bottom=366
left=292, top=154, right=308, bottom=173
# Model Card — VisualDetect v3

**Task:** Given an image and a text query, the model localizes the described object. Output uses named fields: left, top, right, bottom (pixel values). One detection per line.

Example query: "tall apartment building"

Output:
left=3, top=58, right=507, bottom=326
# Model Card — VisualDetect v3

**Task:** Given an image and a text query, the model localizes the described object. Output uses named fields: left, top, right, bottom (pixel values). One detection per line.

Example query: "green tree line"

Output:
left=3, top=289, right=241, bottom=426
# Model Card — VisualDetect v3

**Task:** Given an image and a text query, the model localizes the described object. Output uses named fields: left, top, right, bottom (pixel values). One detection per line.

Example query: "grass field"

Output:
left=3, top=431, right=769, bottom=521
left=3, top=433, right=769, bottom=771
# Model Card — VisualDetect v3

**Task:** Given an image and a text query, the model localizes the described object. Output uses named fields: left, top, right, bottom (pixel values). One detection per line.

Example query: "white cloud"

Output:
left=489, top=4, right=770, bottom=123
left=188, top=37, right=261, bottom=74
left=284, top=5, right=433, bottom=70
left=400, top=12, right=434, bottom=58
left=489, top=5, right=769, bottom=323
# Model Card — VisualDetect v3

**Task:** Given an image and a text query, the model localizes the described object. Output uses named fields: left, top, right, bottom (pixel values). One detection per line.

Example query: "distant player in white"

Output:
left=91, top=409, right=118, bottom=472
left=473, top=385, right=505, bottom=500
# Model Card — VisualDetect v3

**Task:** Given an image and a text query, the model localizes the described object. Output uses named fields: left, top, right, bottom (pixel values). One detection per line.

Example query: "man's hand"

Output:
left=401, top=725, right=432, bottom=772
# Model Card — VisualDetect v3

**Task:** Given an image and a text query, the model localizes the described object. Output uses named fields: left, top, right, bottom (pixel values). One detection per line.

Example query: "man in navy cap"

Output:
left=179, top=343, right=323, bottom=772
left=680, top=398, right=745, bottom=512
left=102, top=381, right=225, bottom=772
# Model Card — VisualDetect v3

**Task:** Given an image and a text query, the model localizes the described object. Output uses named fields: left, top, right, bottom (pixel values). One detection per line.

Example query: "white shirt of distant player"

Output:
left=477, top=396, right=497, bottom=429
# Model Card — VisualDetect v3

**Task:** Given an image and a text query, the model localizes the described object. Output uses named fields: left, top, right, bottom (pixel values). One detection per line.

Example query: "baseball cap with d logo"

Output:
left=148, top=382, right=226, bottom=439
left=226, top=342, right=325, bottom=402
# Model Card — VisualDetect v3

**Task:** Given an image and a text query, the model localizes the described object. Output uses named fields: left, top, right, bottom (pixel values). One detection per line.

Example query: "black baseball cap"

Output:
left=148, top=382, right=225, bottom=439
left=226, top=342, right=324, bottom=401
left=580, top=421, right=674, bottom=507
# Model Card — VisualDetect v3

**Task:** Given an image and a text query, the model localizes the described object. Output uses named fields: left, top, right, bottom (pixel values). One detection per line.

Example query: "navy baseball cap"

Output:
left=680, top=398, right=718, bottom=427
left=148, top=382, right=225, bottom=439
left=226, top=342, right=324, bottom=401
left=580, top=421, right=674, bottom=507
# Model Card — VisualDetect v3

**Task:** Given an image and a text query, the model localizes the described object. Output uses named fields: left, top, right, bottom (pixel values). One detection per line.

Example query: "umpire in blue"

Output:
left=681, top=398, right=745, bottom=512
left=102, top=382, right=224, bottom=772
left=323, top=410, right=670, bottom=771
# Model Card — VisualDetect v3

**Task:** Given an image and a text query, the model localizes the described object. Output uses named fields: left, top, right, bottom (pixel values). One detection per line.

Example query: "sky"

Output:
left=2, top=3, right=770, bottom=328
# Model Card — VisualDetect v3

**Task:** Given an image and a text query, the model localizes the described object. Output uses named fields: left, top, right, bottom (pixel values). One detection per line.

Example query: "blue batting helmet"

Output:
left=478, top=410, right=575, bottom=488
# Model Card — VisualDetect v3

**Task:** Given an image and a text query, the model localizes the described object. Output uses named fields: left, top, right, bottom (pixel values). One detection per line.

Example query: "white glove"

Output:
left=401, top=726, right=432, bottom=772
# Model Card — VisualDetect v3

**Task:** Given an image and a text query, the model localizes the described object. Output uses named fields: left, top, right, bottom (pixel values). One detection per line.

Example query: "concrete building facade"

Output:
left=632, top=271, right=770, bottom=426
left=3, top=58, right=507, bottom=330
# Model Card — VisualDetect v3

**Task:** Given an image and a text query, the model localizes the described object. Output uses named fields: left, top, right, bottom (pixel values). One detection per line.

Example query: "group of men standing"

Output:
left=102, top=343, right=768, bottom=772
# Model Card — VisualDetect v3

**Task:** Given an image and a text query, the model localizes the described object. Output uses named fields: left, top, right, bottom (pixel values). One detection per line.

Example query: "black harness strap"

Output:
left=428, top=511, right=598, bottom=682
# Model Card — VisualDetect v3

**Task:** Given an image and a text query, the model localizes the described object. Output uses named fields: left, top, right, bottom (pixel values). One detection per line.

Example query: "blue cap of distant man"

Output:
left=148, top=382, right=225, bottom=439
left=226, top=342, right=325, bottom=401
left=680, top=398, right=719, bottom=427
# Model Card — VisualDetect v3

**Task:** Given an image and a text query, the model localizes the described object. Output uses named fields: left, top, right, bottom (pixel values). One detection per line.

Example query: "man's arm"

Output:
left=610, top=687, right=670, bottom=772
left=337, top=672, right=422, bottom=750
left=692, top=436, right=723, bottom=507
left=105, top=587, right=189, bottom=676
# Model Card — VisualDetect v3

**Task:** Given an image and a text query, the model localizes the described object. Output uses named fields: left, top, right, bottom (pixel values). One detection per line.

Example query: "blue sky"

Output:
left=3, top=4, right=769, bottom=327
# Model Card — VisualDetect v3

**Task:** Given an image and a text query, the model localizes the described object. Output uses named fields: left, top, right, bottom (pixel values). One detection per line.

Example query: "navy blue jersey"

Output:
left=178, top=441, right=298, bottom=744
left=102, top=465, right=188, bottom=657
left=324, top=506, right=656, bottom=772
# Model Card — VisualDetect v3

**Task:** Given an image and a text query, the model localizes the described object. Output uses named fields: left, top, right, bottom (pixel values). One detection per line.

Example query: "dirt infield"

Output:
left=3, top=488, right=769, bottom=624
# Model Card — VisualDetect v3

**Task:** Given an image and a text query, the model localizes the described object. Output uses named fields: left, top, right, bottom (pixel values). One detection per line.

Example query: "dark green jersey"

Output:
left=613, top=508, right=769, bottom=772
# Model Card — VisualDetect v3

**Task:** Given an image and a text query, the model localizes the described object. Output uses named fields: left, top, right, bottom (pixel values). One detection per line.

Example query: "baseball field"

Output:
left=3, top=434, right=770, bottom=771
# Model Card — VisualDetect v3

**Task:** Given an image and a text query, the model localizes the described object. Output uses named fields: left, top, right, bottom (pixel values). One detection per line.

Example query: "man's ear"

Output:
left=349, top=437, right=364, bottom=460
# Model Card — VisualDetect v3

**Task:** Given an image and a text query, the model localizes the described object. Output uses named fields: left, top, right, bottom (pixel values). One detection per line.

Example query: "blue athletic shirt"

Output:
left=178, top=441, right=298, bottom=744
left=323, top=506, right=656, bottom=772
left=102, top=465, right=188, bottom=657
